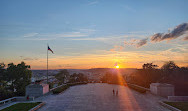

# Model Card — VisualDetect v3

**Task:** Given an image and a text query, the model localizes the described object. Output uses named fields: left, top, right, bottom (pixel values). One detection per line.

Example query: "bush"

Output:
left=52, top=82, right=87, bottom=94
left=67, top=82, right=87, bottom=86
left=52, top=85, right=70, bottom=94
left=127, top=84, right=146, bottom=93
left=49, top=82, right=54, bottom=89
left=0, top=87, right=14, bottom=101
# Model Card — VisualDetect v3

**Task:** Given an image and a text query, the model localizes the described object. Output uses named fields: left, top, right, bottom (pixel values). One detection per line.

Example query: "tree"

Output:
left=77, top=73, right=88, bottom=82
left=0, top=63, right=6, bottom=86
left=69, top=73, right=88, bottom=83
left=100, top=71, right=122, bottom=84
left=55, top=69, right=70, bottom=84
left=142, top=63, right=158, bottom=69
left=161, top=61, right=179, bottom=70
left=6, top=62, right=32, bottom=96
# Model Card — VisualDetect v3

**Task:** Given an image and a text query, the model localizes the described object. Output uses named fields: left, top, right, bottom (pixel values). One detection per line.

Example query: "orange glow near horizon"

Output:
left=2, top=50, right=187, bottom=70
left=115, top=65, right=119, bottom=69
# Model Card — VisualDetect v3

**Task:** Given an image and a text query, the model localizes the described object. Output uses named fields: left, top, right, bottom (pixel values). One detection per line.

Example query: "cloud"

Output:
left=19, top=31, right=91, bottom=41
left=23, top=33, right=38, bottom=38
left=110, top=45, right=124, bottom=52
left=88, top=1, right=98, bottom=5
left=122, top=5, right=136, bottom=13
left=20, top=56, right=38, bottom=61
left=124, top=38, right=148, bottom=48
left=136, top=38, right=148, bottom=48
left=79, top=29, right=96, bottom=33
left=55, top=32, right=88, bottom=38
left=150, top=23, right=188, bottom=42
left=71, top=37, right=109, bottom=41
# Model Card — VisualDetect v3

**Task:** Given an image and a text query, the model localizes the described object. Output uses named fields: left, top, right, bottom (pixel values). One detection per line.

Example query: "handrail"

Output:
left=0, top=96, right=34, bottom=106
left=0, top=97, right=16, bottom=103
left=0, top=97, right=16, bottom=105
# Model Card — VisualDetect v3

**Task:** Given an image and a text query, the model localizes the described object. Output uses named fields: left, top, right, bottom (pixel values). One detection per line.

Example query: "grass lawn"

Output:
left=1, top=102, right=41, bottom=111
left=164, top=101, right=188, bottom=111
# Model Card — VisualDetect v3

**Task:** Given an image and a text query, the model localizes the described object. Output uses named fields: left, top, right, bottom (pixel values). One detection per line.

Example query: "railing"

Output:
left=0, top=97, right=16, bottom=106
left=0, top=96, right=35, bottom=106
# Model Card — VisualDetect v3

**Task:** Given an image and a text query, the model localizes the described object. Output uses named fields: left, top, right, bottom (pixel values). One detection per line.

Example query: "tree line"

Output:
left=54, top=69, right=88, bottom=85
left=100, top=61, right=188, bottom=96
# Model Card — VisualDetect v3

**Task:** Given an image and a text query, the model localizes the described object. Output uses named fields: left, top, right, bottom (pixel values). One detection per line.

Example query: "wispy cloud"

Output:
left=2, top=30, right=93, bottom=41
left=20, top=56, right=38, bottom=61
left=70, top=35, right=127, bottom=45
left=23, top=33, right=38, bottom=38
left=121, top=5, right=136, bottom=12
left=150, top=23, right=188, bottom=42
left=110, top=45, right=124, bottom=52
left=87, top=1, right=98, bottom=5
left=70, top=33, right=147, bottom=41
left=79, top=28, right=96, bottom=33
left=124, top=38, right=148, bottom=48
left=136, top=38, right=148, bottom=48
left=55, top=32, right=88, bottom=38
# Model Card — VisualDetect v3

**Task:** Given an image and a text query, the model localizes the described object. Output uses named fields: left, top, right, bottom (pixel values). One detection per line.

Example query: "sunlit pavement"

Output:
left=36, top=83, right=170, bottom=111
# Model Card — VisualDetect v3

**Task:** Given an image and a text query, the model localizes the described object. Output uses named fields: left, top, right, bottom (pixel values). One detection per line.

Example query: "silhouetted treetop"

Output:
left=161, top=61, right=179, bottom=70
left=142, top=63, right=158, bottom=69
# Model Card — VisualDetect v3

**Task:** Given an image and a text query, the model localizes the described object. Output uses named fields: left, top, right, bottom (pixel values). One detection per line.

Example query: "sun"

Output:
left=115, top=65, right=119, bottom=69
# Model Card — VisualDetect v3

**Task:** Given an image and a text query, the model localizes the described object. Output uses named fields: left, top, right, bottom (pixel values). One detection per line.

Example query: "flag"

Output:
left=48, top=46, right=54, bottom=53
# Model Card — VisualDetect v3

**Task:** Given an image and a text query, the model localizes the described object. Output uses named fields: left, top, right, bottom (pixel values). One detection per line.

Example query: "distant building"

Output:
left=26, top=82, right=49, bottom=97
left=150, top=83, right=174, bottom=97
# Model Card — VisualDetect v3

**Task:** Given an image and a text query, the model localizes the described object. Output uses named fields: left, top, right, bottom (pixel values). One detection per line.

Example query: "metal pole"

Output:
left=47, top=44, right=48, bottom=84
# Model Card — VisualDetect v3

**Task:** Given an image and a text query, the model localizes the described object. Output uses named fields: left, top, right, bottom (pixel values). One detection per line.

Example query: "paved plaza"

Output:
left=36, top=83, right=170, bottom=111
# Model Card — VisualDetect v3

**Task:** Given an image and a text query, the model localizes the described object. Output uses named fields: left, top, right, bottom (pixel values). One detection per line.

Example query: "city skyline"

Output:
left=0, top=0, right=188, bottom=69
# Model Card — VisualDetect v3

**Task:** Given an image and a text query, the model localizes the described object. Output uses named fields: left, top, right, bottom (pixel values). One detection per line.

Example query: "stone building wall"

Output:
left=150, top=83, right=174, bottom=97
left=26, top=84, right=49, bottom=97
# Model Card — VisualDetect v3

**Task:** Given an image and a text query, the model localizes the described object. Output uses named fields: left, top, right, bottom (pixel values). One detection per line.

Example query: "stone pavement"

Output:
left=36, top=83, right=170, bottom=111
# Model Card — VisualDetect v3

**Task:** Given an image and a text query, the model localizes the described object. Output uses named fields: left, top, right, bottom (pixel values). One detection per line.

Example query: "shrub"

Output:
left=49, top=82, right=54, bottom=89
left=0, top=87, right=14, bottom=101
left=52, top=85, right=69, bottom=94
left=67, top=82, right=87, bottom=86
left=127, top=84, right=146, bottom=93
left=52, top=82, right=87, bottom=94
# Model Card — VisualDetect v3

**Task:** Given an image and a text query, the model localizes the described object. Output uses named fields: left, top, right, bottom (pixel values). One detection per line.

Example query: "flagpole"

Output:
left=47, top=43, right=48, bottom=84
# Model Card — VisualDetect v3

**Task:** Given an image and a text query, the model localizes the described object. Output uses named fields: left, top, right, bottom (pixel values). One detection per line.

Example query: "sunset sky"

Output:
left=0, top=0, right=188, bottom=69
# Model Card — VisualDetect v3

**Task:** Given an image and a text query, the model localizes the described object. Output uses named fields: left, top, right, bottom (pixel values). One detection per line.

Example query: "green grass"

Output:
left=164, top=101, right=188, bottom=111
left=1, top=102, right=41, bottom=111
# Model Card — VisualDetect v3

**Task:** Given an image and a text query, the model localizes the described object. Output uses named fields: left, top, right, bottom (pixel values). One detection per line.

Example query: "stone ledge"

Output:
left=159, top=101, right=181, bottom=111
left=29, top=102, right=45, bottom=111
